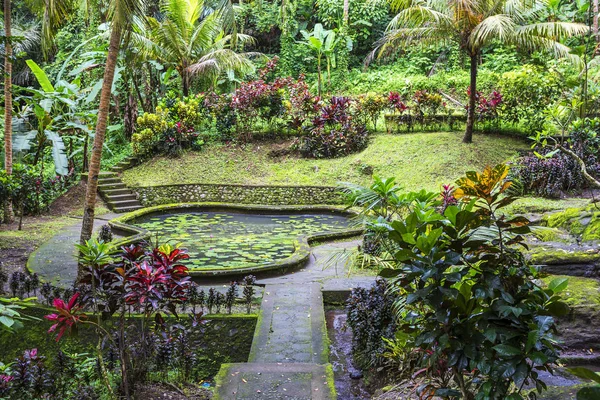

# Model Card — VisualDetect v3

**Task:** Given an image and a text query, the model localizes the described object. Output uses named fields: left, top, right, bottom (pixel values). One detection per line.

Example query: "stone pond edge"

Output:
left=107, top=202, right=364, bottom=278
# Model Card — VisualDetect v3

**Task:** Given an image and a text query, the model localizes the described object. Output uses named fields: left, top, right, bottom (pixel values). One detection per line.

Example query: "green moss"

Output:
left=532, top=227, right=565, bottom=242
left=504, top=198, right=589, bottom=216
left=0, top=216, right=73, bottom=249
left=541, top=275, right=600, bottom=310
left=541, top=206, right=600, bottom=242
left=212, top=363, right=232, bottom=400
left=528, top=247, right=600, bottom=265
left=544, top=208, right=583, bottom=229
left=122, top=132, right=527, bottom=191
left=324, top=363, right=337, bottom=399
left=582, top=213, right=600, bottom=241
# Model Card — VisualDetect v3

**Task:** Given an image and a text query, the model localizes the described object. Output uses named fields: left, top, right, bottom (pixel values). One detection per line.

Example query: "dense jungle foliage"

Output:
left=2, top=0, right=600, bottom=398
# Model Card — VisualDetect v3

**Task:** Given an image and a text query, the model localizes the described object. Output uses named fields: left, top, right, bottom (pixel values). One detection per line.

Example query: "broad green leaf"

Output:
left=548, top=277, right=569, bottom=293
left=26, top=60, right=55, bottom=92
left=577, top=387, right=600, bottom=399
left=0, top=316, right=14, bottom=328
left=308, top=37, right=323, bottom=50
left=569, top=367, right=600, bottom=384
left=86, top=79, right=103, bottom=104
left=493, top=344, right=521, bottom=357
left=547, top=301, right=570, bottom=317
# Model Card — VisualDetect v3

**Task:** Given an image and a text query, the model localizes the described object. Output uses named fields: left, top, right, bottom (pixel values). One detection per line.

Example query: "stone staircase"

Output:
left=84, top=157, right=143, bottom=213
left=214, top=283, right=336, bottom=399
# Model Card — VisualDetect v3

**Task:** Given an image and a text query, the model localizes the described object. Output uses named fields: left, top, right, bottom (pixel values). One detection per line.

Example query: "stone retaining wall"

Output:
left=133, top=183, right=344, bottom=206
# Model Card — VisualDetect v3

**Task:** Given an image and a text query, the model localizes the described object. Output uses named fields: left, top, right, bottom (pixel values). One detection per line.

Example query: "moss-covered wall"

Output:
left=133, top=183, right=344, bottom=206
left=0, top=305, right=257, bottom=379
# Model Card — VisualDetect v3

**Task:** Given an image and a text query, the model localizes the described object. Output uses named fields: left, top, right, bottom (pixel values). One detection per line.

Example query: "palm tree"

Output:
left=79, top=0, right=148, bottom=251
left=25, top=0, right=74, bottom=58
left=377, top=0, right=588, bottom=143
left=138, top=0, right=259, bottom=96
left=3, top=0, right=14, bottom=223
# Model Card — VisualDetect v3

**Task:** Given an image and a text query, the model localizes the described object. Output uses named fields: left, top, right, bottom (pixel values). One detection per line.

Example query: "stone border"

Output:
left=131, top=183, right=344, bottom=206
left=108, top=203, right=363, bottom=278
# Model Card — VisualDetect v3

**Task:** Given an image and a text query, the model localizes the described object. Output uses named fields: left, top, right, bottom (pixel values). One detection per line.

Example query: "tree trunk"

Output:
left=3, top=0, right=14, bottom=223
left=463, top=53, right=478, bottom=144
left=79, top=26, right=123, bottom=251
left=594, top=0, right=599, bottom=41
left=182, top=66, right=190, bottom=97
left=343, top=0, right=349, bottom=25
left=317, top=56, right=322, bottom=97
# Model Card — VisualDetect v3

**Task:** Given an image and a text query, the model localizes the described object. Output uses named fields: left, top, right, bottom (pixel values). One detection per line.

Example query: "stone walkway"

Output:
left=27, top=213, right=119, bottom=287
left=29, top=217, right=376, bottom=398
left=214, top=240, right=376, bottom=399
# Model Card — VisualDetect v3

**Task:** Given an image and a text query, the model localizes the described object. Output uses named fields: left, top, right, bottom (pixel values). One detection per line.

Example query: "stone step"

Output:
left=110, top=199, right=141, bottom=208
left=80, top=171, right=117, bottom=181
left=101, top=188, right=132, bottom=196
left=113, top=205, right=143, bottom=213
left=97, top=177, right=122, bottom=185
left=214, top=363, right=335, bottom=400
left=98, top=183, right=127, bottom=191
left=105, top=193, right=137, bottom=202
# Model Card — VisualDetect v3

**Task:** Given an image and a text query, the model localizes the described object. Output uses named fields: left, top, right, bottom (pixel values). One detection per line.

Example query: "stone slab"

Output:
left=249, top=283, right=327, bottom=364
left=214, top=363, right=335, bottom=400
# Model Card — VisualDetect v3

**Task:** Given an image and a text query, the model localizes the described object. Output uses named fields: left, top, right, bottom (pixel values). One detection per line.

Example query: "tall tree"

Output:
left=3, top=0, right=13, bottom=223
left=378, top=0, right=588, bottom=143
left=137, top=0, right=258, bottom=96
left=79, top=0, right=147, bottom=249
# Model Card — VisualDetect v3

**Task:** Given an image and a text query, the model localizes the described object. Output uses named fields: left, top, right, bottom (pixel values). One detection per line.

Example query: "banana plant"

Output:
left=299, top=23, right=351, bottom=96
left=14, top=60, right=100, bottom=176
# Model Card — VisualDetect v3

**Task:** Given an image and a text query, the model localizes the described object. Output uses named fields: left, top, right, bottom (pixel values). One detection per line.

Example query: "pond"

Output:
left=130, top=210, right=352, bottom=271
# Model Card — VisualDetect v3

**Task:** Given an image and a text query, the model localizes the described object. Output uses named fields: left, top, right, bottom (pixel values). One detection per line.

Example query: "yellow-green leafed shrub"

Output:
left=132, top=109, right=169, bottom=156
left=174, top=97, right=203, bottom=129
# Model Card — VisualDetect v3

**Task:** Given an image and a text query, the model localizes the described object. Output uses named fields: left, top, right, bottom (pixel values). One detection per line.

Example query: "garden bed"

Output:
left=0, top=303, right=259, bottom=380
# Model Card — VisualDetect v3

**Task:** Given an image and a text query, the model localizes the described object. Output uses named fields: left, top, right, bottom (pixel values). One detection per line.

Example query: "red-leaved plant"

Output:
left=45, top=292, right=86, bottom=341
left=45, top=240, right=193, bottom=399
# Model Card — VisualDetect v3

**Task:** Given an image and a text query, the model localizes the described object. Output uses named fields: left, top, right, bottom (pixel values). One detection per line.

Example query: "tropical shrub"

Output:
left=346, top=279, right=396, bottom=370
left=515, top=118, right=600, bottom=197
left=132, top=95, right=211, bottom=158
left=353, top=92, right=387, bottom=130
left=231, top=59, right=320, bottom=140
left=413, top=90, right=445, bottom=117
left=299, top=96, right=369, bottom=158
left=497, top=65, right=562, bottom=131
left=351, top=165, right=569, bottom=399
left=132, top=108, right=169, bottom=157
left=45, top=240, right=194, bottom=397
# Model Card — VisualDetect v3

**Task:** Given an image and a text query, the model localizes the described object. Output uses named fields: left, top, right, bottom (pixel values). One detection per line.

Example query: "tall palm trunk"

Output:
left=317, top=54, right=322, bottom=97
left=79, top=26, right=123, bottom=249
left=3, top=0, right=14, bottom=223
left=343, top=0, right=349, bottom=25
left=181, top=64, right=190, bottom=96
left=463, top=53, right=478, bottom=144
left=594, top=0, right=599, bottom=41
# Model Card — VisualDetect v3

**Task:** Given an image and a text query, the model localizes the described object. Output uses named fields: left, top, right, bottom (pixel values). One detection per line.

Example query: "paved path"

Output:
left=249, top=283, right=327, bottom=364
left=30, top=218, right=376, bottom=398
left=27, top=213, right=119, bottom=287
left=214, top=240, right=376, bottom=399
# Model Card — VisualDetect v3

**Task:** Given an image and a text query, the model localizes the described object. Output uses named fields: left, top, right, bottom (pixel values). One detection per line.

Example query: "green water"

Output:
left=132, top=211, right=351, bottom=270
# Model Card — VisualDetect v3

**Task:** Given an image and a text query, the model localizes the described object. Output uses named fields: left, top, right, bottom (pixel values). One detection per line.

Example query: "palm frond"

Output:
left=469, top=14, right=517, bottom=50
left=109, top=0, right=148, bottom=30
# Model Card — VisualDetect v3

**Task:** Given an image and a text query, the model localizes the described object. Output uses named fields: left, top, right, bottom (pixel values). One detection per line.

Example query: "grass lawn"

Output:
left=123, top=131, right=529, bottom=191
